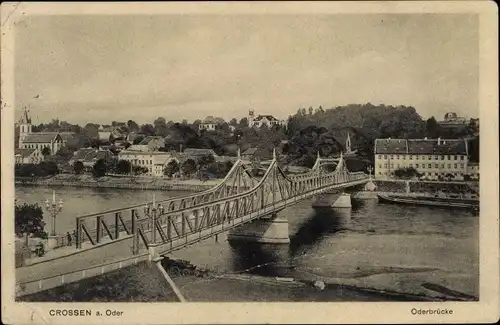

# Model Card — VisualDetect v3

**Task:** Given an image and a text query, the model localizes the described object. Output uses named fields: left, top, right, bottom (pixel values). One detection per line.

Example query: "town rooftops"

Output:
left=69, top=148, right=114, bottom=164
left=183, top=148, right=218, bottom=156
left=138, top=136, right=164, bottom=145
left=15, top=148, right=37, bottom=158
left=375, top=138, right=468, bottom=155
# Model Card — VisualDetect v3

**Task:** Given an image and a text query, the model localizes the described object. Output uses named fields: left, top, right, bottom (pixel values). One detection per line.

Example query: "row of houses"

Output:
left=374, top=137, right=479, bottom=180
left=198, top=110, right=287, bottom=131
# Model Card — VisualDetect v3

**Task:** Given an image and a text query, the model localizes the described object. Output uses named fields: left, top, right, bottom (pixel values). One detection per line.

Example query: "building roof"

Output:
left=138, top=136, right=164, bottom=145
left=70, top=148, right=114, bottom=164
left=22, top=132, right=62, bottom=143
left=15, top=148, right=37, bottom=158
left=183, top=148, right=218, bottom=156
left=201, top=116, right=224, bottom=124
left=375, top=138, right=468, bottom=155
left=254, top=115, right=279, bottom=122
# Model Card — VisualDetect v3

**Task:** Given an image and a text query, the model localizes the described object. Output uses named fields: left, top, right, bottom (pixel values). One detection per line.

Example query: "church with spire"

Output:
left=16, top=107, right=73, bottom=156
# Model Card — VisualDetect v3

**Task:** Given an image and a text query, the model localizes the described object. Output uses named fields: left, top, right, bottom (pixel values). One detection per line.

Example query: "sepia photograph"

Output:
left=1, top=2, right=498, bottom=324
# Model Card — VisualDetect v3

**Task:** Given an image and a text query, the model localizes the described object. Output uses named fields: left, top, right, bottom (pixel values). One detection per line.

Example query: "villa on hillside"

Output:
left=127, top=136, right=165, bottom=152
left=199, top=116, right=225, bottom=131
left=438, top=112, right=476, bottom=129
left=248, top=110, right=287, bottom=128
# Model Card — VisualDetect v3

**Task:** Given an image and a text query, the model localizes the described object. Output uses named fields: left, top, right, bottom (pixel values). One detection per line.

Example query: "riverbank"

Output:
left=373, top=179, right=479, bottom=195
left=17, top=261, right=442, bottom=302
left=15, top=174, right=219, bottom=192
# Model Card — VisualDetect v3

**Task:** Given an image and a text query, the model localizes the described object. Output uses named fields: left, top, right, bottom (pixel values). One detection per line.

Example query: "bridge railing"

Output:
left=140, top=160, right=369, bottom=249
left=74, top=159, right=257, bottom=247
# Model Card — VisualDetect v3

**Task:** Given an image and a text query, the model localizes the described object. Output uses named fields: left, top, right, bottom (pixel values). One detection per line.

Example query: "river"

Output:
left=15, top=186, right=479, bottom=301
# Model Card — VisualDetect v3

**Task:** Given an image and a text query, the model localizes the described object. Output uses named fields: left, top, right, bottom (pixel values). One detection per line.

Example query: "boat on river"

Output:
left=377, top=193, right=479, bottom=211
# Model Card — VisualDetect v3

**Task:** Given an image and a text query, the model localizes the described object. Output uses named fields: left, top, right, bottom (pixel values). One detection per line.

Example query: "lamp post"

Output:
left=144, top=194, right=165, bottom=261
left=367, top=166, right=373, bottom=180
left=45, top=190, right=63, bottom=236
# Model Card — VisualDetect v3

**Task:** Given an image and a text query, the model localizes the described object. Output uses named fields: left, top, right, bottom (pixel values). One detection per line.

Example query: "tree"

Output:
left=15, top=203, right=47, bottom=245
left=197, top=154, right=215, bottom=171
left=133, top=135, right=145, bottom=145
left=127, top=120, right=140, bottom=132
left=83, top=123, right=100, bottom=139
left=229, top=118, right=238, bottom=126
left=92, top=158, right=107, bottom=177
left=181, top=159, right=197, bottom=176
left=140, top=124, right=155, bottom=136
left=394, top=167, right=419, bottom=179
left=73, top=161, right=84, bottom=175
left=116, top=159, right=132, bottom=174
left=164, top=160, right=180, bottom=177
left=41, top=146, right=51, bottom=157
left=239, top=117, right=248, bottom=127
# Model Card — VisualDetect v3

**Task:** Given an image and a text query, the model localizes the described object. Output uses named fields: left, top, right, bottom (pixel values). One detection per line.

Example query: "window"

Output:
left=396, top=155, right=399, bottom=159
left=454, top=164, right=457, bottom=169
left=390, top=155, right=394, bottom=159
left=402, top=156, right=405, bottom=160
left=447, top=155, right=451, bottom=160
left=434, top=155, right=438, bottom=160
left=441, top=156, right=444, bottom=160
left=409, top=155, right=413, bottom=160
left=422, top=164, right=425, bottom=169
left=409, top=164, right=413, bottom=168
left=428, top=164, right=431, bottom=168
left=447, top=164, right=451, bottom=169
left=379, top=172, right=382, bottom=175
left=378, top=155, right=382, bottom=159
left=384, top=164, right=387, bottom=168
left=378, top=164, right=382, bottom=169
left=460, top=164, right=464, bottom=168
left=384, top=155, right=387, bottom=159
left=435, top=164, right=438, bottom=168
left=428, top=155, right=431, bottom=160
left=441, top=164, right=445, bottom=169
left=454, top=155, right=457, bottom=160
left=416, top=164, right=419, bottom=168
left=460, top=156, right=464, bottom=160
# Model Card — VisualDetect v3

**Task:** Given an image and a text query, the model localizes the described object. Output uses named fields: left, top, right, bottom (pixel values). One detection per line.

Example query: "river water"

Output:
left=15, top=186, right=479, bottom=301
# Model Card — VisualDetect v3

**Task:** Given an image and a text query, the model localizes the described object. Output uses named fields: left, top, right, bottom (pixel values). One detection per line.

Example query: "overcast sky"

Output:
left=15, top=14, right=478, bottom=125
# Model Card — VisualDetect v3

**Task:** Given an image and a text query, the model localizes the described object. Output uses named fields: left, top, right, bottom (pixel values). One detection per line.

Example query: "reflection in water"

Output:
left=289, top=207, right=352, bottom=257
left=229, top=242, right=291, bottom=277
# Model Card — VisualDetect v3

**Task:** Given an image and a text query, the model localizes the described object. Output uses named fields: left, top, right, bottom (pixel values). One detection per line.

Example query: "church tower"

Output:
left=345, top=132, right=352, bottom=154
left=19, top=107, right=32, bottom=148
left=248, top=109, right=255, bottom=127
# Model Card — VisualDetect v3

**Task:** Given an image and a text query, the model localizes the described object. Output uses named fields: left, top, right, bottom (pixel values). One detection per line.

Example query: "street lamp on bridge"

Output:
left=144, top=194, right=164, bottom=245
left=367, top=166, right=373, bottom=180
left=45, top=190, right=63, bottom=236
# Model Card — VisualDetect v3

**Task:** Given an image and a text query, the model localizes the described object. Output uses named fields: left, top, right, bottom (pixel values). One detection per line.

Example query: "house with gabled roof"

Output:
left=69, top=148, right=115, bottom=170
left=15, top=148, right=44, bottom=164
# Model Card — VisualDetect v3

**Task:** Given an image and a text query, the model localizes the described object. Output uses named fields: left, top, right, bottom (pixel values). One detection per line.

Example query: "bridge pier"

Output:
left=226, top=212, right=290, bottom=244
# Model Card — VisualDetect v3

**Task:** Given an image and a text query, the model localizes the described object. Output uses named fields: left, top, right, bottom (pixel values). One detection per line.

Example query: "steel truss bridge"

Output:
left=74, top=151, right=369, bottom=257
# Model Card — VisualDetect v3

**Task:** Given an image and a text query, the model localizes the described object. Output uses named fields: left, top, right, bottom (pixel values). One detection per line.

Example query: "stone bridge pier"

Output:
left=227, top=212, right=291, bottom=277
left=227, top=212, right=290, bottom=244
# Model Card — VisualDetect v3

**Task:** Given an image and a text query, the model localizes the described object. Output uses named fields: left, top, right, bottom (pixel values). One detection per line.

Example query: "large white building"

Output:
left=374, top=138, right=473, bottom=180
left=118, top=150, right=178, bottom=176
